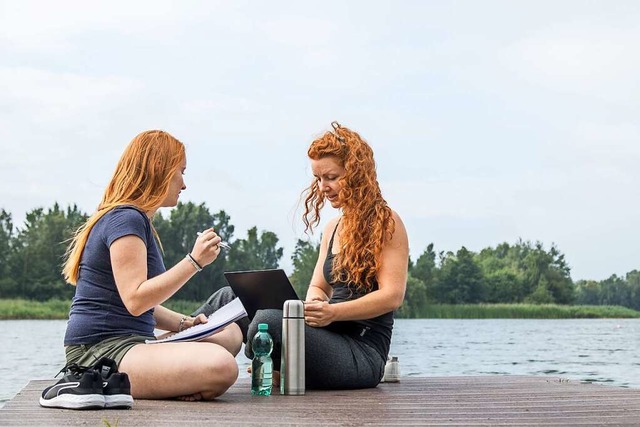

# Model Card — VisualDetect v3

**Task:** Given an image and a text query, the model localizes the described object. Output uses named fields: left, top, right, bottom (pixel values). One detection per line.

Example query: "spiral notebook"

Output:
left=224, top=268, right=300, bottom=319
left=147, top=298, right=247, bottom=344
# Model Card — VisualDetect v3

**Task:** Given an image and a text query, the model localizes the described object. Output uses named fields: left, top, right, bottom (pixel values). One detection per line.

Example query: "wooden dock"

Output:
left=2, top=376, right=639, bottom=426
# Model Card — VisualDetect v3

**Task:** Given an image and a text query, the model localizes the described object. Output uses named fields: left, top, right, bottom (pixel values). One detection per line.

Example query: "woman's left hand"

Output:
left=303, top=300, right=335, bottom=327
left=180, top=313, right=208, bottom=331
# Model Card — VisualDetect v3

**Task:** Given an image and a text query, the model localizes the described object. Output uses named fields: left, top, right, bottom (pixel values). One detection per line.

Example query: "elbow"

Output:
left=121, top=297, right=147, bottom=317
left=127, top=306, right=147, bottom=317
left=375, top=292, right=404, bottom=314
left=388, top=289, right=406, bottom=312
left=390, top=296, right=404, bottom=312
left=375, top=285, right=406, bottom=313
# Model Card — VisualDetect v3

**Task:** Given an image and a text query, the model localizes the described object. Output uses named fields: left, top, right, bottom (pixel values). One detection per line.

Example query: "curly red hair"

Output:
left=302, top=123, right=394, bottom=292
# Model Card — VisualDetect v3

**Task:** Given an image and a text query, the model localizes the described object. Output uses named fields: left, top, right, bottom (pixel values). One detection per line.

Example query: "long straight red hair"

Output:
left=63, top=130, right=185, bottom=284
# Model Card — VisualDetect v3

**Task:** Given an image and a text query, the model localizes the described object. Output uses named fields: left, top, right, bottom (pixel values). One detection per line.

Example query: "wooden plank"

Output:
left=1, top=376, right=639, bottom=426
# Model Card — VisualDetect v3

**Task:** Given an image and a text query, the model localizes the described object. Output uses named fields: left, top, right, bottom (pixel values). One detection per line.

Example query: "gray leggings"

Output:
left=192, top=286, right=385, bottom=389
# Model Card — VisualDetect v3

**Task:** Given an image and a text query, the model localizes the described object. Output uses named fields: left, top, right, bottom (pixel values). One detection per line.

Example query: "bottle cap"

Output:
left=258, top=323, right=268, bottom=331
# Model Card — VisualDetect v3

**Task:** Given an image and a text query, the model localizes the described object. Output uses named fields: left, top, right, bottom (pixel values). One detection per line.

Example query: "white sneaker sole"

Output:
left=104, top=394, right=134, bottom=409
left=39, top=393, right=105, bottom=409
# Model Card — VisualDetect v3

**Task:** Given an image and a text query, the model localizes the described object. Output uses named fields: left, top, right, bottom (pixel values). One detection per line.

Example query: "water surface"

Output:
left=1, top=318, right=638, bottom=407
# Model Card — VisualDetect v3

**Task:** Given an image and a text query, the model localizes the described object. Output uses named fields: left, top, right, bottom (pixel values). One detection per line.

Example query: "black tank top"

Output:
left=322, top=222, right=394, bottom=360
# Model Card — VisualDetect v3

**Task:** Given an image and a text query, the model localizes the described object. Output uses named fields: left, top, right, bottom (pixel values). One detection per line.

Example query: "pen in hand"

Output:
left=196, top=232, right=231, bottom=250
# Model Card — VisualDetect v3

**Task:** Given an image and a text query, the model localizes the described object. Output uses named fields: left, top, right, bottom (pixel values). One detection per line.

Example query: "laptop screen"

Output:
left=223, top=269, right=300, bottom=319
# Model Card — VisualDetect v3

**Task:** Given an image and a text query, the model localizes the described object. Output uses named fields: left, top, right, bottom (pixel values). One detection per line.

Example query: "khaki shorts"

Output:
left=65, top=335, right=155, bottom=368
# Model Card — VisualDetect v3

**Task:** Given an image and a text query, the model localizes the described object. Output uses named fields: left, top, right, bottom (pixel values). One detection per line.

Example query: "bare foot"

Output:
left=246, top=366, right=281, bottom=388
left=176, top=392, right=203, bottom=402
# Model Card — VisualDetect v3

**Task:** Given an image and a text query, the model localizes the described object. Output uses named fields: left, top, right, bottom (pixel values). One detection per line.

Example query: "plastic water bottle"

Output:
left=251, top=323, right=273, bottom=396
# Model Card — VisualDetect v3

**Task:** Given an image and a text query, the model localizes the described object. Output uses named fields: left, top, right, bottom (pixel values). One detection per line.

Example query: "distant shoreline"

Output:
left=420, top=303, right=640, bottom=319
left=0, top=298, right=638, bottom=320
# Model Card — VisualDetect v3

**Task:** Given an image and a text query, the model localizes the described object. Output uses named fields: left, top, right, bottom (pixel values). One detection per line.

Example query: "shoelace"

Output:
left=55, top=363, right=92, bottom=378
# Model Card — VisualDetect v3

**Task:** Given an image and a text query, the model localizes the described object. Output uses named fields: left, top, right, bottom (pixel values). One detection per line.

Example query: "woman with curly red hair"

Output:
left=194, top=122, right=408, bottom=389
left=293, top=121, right=409, bottom=388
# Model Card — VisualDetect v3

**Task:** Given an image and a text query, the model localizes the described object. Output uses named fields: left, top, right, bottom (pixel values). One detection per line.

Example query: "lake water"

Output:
left=1, top=318, right=638, bottom=407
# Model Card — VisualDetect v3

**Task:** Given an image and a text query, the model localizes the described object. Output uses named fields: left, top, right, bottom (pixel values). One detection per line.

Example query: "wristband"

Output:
left=186, top=253, right=203, bottom=272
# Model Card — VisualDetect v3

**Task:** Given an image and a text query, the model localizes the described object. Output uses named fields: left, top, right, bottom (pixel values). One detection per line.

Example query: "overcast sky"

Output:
left=1, top=1, right=639, bottom=281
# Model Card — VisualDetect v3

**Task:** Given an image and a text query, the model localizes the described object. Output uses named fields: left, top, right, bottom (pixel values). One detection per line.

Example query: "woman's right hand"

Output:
left=304, top=300, right=336, bottom=327
left=190, top=228, right=222, bottom=267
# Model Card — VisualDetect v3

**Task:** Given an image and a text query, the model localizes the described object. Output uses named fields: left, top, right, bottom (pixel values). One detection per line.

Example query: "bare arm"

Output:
left=154, top=305, right=207, bottom=332
left=304, top=211, right=409, bottom=326
left=304, top=217, right=340, bottom=302
left=111, top=228, right=222, bottom=316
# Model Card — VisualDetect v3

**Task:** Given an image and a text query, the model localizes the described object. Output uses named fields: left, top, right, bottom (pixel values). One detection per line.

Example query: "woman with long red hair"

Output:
left=195, top=122, right=408, bottom=389
left=290, top=121, right=409, bottom=388
left=44, top=130, right=241, bottom=409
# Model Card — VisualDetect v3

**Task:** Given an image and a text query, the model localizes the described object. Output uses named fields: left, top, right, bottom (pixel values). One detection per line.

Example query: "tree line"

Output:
left=0, top=202, right=637, bottom=317
left=0, top=202, right=283, bottom=303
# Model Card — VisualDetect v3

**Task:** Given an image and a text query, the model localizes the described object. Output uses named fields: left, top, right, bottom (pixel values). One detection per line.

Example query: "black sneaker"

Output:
left=94, top=357, right=134, bottom=409
left=39, top=364, right=105, bottom=409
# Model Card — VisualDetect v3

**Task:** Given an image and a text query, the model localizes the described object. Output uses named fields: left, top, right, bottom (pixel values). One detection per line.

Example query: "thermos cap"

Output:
left=282, top=299, right=304, bottom=317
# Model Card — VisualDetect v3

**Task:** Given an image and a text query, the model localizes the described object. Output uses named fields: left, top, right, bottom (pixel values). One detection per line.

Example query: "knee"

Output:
left=205, top=286, right=236, bottom=306
left=251, top=309, right=282, bottom=331
left=201, top=353, right=238, bottom=400
left=219, top=286, right=235, bottom=299
left=222, top=351, right=239, bottom=381
left=247, top=310, right=282, bottom=345
left=214, top=353, right=239, bottom=388
left=228, top=323, right=243, bottom=355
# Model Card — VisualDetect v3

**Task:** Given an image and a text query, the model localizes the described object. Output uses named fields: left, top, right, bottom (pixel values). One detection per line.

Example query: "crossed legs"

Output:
left=119, top=323, right=242, bottom=401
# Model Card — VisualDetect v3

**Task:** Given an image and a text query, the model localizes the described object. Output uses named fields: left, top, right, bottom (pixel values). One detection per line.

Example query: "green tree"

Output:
left=289, top=238, right=320, bottom=298
left=432, top=247, right=484, bottom=303
left=575, top=272, right=640, bottom=311
left=624, top=270, right=640, bottom=311
left=11, top=204, right=87, bottom=300
left=483, top=269, right=525, bottom=303
left=0, top=210, right=13, bottom=269
left=524, top=276, right=555, bottom=304
left=154, top=202, right=235, bottom=301
left=598, top=274, right=628, bottom=307
left=476, top=240, right=573, bottom=304
left=227, top=226, right=284, bottom=272
left=410, top=243, right=436, bottom=301
left=521, top=242, right=573, bottom=304
left=397, top=274, right=427, bottom=318
left=0, top=209, right=18, bottom=298
left=574, top=279, right=600, bottom=305
left=476, top=242, right=527, bottom=302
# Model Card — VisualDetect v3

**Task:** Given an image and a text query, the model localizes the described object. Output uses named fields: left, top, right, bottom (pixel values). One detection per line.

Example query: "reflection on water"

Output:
left=1, top=318, right=638, bottom=407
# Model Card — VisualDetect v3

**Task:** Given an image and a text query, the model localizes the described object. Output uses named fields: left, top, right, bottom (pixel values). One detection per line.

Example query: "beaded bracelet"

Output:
left=185, top=253, right=203, bottom=272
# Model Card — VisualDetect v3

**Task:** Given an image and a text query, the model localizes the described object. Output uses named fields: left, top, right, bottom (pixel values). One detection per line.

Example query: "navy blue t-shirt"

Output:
left=64, top=206, right=166, bottom=345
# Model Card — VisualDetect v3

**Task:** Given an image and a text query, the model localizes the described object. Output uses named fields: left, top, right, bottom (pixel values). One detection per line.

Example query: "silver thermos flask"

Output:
left=280, top=299, right=305, bottom=395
